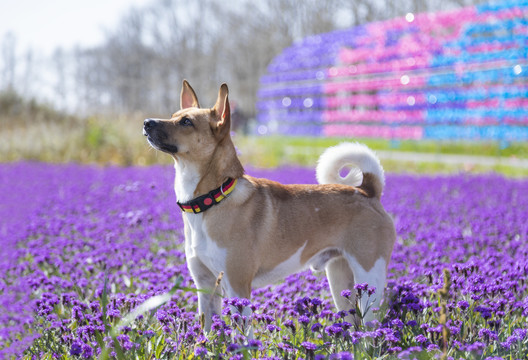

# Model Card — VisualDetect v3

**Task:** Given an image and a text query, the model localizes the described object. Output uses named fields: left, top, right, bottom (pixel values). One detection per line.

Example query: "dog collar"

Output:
left=177, top=178, right=237, bottom=214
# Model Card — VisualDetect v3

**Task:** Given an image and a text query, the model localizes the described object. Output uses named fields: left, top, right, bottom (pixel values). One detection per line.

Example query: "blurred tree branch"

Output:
left=1, top=0, right=485, bottom=119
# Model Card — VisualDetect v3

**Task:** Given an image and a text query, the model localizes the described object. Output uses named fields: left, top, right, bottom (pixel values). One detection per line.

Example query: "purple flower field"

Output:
left=1, top=162, right=527, bottom=359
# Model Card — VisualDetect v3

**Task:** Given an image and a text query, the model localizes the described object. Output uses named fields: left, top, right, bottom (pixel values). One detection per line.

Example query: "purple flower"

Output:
left=474, top=305, right=492, bottom=319
left=319, top=309, right=334, bottom=320
left=311, top=322, right=323, bottom=332
left=325, top=324, right=344, bottom=336
left=388, top=346, right=402, bottom=353
left=3, top=164, right=528, bottom=358
left=277, top=342, right=295, bottom=352
left=117, top=334, right=134, bottom=351
left=81, top=343, right=93, bottom=359
left=354, top=283, right=369, bottom=297
left=397, top=346, right=423, bottom=358
left=426, top=344, right=440, bottom=352
left=311, top=298, right=323, bottom=307
left=354, top=283, right=369, bottom=291
left=391, top=319, right=404, bottom=329
left=301, top=341, right=318, bottom=351
left=227, top=297, right=251, bottom=312
left=457, top=300, right=470, bottom=310
left=330, top=352, right=354, bottom=360
left=415, top=334, right=428, bottom=344
left=227, top=343, right=241, bottom=352
left=248, top=339, right=263, bottom=350
left=70, top=341, right=82, bottom=356
left=466, top=341, right=486, bottom=353
left=299, top=315, right=310, bottom=325
left=478, top=328, right=498, bottom=341
left=341, top=289, right=352, bottom=298
left=143, top=330, right=155, bottom=338
left=284, top=319, right=296, bottom=332
left=194, top=347, right=207, bottom=357
left=72, top=306, right=85, bottom=321
left=267, top=324, right=281, bottom=332
left=336, top=310, right=348, bottom=319
left=156, top=309, right=168, bottom=322
left=514, top=328, right=527, bottom=339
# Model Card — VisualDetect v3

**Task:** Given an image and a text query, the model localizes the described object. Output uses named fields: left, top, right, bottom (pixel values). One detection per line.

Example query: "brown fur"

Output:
left=206, top=176, right=394, bottom=276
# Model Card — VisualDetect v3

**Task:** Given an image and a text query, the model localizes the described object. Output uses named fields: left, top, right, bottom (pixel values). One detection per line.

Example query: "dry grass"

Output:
left=2, top=91, right=528, bottom=176
left=1, top=112, right=166, bottom=166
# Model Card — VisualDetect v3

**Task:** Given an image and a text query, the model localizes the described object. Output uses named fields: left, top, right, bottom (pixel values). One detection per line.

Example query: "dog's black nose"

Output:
left=143, top=118, right=159, bottom=136
left=144, top=118, right=156, bottom=130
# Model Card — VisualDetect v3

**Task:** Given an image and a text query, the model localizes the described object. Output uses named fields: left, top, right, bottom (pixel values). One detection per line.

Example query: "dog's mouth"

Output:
left=145, top=135, right=179, bottom=154
left=143, top=119, right=178, bottom=154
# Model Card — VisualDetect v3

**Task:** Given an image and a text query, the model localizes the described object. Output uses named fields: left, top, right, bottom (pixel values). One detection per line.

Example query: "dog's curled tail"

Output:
left=316, top=142, right=385, bottom=199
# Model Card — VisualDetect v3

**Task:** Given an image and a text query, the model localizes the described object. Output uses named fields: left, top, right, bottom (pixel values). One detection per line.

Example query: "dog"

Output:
left=143, top=80, right=396, bottom=330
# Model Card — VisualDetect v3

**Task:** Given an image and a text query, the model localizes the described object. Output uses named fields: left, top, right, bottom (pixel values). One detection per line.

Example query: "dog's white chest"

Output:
left=184, top=215, right=226, bottom=276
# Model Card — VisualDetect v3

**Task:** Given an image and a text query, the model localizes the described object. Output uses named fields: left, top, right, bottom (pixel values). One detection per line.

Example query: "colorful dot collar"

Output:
left=177, top=178, right=237, bottom=214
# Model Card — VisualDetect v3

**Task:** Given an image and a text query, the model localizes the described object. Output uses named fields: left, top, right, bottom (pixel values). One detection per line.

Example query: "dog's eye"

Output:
left=179, top=117, right=193, bottom=127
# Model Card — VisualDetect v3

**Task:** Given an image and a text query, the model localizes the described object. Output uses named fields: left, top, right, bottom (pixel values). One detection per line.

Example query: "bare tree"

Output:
left=1, top=32, right=17, bottom=91
left=70, top=0, right=487, bottom=117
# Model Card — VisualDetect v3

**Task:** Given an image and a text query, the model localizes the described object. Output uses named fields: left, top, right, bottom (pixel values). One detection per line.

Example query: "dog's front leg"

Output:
left=186, top=256, right=222, bottom=332
left=222, top=273, right=254, bottom=338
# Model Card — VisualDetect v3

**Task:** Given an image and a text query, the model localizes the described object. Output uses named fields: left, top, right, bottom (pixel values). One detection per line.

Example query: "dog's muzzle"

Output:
left=143, top=118, right=179, bottom=154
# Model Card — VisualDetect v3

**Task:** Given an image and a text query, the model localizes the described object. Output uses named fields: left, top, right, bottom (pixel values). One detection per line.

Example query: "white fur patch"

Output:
left=316, top=142, right=384, bottom=189
left=174, top=159, right=200, bottom=202
left=343, top=254, right=387, bottom=322
left=184, top=213, right=251, bottom=300
left=184, top=214, right=227, bottom=281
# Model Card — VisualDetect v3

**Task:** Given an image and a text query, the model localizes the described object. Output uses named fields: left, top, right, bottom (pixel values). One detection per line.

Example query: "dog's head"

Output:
left=143, top=80, right=232, bottom=159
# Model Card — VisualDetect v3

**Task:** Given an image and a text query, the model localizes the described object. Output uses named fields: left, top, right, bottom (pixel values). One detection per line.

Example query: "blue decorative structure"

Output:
left=256, top=0, right=528, bottom=141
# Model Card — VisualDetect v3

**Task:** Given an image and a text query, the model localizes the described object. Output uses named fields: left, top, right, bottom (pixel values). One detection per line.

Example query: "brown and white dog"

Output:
left=143, top=80, right=396, bottom=330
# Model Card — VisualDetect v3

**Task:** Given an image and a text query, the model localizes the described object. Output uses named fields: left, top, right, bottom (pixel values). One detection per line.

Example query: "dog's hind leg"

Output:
left=187, top=256, right=222, bottom=332
left=343, top=253, right=387, bottom=324
left=325, top=256, right=358, bottom=325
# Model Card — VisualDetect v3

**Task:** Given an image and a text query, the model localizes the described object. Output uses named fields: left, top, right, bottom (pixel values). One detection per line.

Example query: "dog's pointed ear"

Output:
left=180, top=79, right=200, bottom=109
left=212, top=83, right=230, bottom=137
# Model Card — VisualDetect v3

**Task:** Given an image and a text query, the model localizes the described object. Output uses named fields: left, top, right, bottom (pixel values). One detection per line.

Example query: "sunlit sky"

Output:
left=0, top=0, right=153, bottom=55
